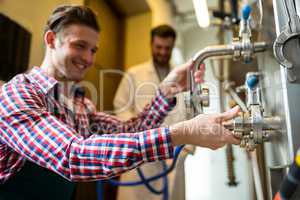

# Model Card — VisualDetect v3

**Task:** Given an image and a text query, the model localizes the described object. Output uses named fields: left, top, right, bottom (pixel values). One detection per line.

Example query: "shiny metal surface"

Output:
left=186, top=1, right=300, bottom=198
left=273, top=0, right=300, bottom=82
left=252, top=0, right=300, bottom=198
left=186, top=42, right=268, bottom=119
left=224, top=113, right=281, bottom=151
left=192, top=42, right=268, bottom=73
left=224, top=116, right=282, bottom=132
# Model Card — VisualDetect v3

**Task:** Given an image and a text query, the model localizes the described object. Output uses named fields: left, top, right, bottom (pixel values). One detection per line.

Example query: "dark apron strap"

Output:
left=0, top=160, right=75, bottom=200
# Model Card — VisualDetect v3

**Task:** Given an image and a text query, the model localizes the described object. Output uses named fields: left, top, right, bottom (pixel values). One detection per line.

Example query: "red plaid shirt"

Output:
left=0, top=67, right=175, bottom=183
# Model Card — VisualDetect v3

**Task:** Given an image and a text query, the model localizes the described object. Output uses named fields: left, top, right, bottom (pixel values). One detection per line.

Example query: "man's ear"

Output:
left=44, top=30, right=56, bottom=49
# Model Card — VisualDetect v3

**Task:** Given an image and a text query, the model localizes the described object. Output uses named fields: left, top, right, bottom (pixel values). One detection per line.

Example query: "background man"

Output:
left=114, top=25, right=189, bottom=200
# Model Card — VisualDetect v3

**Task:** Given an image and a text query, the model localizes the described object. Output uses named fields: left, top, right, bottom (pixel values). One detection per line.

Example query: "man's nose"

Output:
left=160, top=48, right=169, bottom=56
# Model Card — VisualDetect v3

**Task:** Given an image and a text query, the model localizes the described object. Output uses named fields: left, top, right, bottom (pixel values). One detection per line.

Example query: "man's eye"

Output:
left=75, top=44, right=85, bottom=49
left=91, top=49, right=97, bottom=54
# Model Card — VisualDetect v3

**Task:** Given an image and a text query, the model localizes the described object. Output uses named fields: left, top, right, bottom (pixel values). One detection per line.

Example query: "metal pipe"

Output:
left=190, top=42, right=268, bottom=93
left=226, top=144, right=238, bottom=186
left=223, top=116, right=282, bottom=132
left=192, top=42, right=268, bottom=67
left=224, top=82, right=248, bottom=112
left=187, top=42, right=268, bottom=118
left=250, top=150, right=265, bottom=200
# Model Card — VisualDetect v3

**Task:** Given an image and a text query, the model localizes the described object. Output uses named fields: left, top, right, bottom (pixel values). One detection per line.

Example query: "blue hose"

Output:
left=136, top=161, right=168, bottom=194
left=108, top=145, right=184, bottom=185
left=136, top=160, right=169, bottom=200
left=96, top=181, right=104, bottom=200
left=97, top=145, right=185, bottom=200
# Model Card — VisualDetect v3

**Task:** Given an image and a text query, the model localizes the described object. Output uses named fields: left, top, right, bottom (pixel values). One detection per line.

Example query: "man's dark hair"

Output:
left=151, top=24, right=176, bottom=42
left=44, top=5, right=100, bottom=34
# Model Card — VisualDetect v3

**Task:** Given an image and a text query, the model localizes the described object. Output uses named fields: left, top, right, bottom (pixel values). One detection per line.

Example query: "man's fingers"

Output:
left=189, top=62, right=205, bottom=71
left=223, top=128, right=241, bottom=145
left=194, top=78, right=204, bottom=84
left=222, top=120, right=233, bottom=126
left=186, top=60, right=194, bottom=70
left=194, top=70, right=205, bottom=78
left=219, top=106, right=240, bottom=121
left=230, top=135, right=241, bottom=145
left=194, top=68, right=205, bottom=83
left=230, top=137, right=241, bottom=145
left=199, top=63, right=205, bottom=71
left=193, top=63, right=205, bottom=73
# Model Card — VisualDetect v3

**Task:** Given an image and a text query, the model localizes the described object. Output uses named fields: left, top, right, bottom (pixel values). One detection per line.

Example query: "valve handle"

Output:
left=242, top=5, right=252, bottom=21
left=246, top=75, right=259, bottom=89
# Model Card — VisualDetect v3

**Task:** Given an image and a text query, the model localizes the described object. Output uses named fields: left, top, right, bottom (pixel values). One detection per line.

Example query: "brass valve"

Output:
left=200, top=87, right=209, bottom=107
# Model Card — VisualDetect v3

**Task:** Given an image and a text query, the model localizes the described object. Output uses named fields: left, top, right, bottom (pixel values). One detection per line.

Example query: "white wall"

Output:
left=146, top=0, right=174, bottom=27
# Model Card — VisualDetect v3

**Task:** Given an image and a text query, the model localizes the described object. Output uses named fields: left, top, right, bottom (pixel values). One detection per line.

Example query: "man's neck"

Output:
left=153, top=61, right=170, bottom=81
left=153, top=60, right=170, bottom=69
left=40, top=59, right=75, bottom=98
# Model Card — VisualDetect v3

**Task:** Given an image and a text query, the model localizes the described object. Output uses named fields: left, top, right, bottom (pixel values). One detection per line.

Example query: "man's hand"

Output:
left=159, top=61, right=205, bottom=98
left=169, top=106, right=240, bottom=150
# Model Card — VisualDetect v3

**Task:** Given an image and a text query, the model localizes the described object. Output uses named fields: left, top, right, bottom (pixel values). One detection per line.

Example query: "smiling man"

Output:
left=0, top=5, right=240, bottom=200
left=113, top=25, right=188, bottom=200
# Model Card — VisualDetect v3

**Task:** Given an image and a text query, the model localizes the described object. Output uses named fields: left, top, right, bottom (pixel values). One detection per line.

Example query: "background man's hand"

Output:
left=169, top=106, right=240, bottom=150
left=159, top=61, right=205, bottom=98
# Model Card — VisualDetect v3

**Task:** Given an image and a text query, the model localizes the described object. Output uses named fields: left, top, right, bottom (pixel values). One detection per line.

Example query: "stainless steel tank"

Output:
left=255, top=0, right=300, bottom=198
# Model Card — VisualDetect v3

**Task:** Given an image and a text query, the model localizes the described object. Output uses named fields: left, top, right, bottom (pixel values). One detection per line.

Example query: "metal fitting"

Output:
left=224, top=114, right=281, bottom=151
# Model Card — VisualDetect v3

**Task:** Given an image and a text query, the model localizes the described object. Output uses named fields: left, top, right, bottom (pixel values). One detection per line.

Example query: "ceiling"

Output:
left=173, top=0, right=195, bottom=14
left=104, top=0, right=219, bottom=18
left=172, top=0, right=219, bottom=15
left=170, top=0, right=220, bottom=31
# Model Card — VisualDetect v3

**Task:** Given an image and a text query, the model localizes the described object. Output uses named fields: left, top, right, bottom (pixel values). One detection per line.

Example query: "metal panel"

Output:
left=255, top=0, right=300, bottom=198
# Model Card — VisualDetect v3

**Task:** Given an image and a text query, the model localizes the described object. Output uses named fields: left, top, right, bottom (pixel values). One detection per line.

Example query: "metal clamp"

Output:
left=225, top=112, right=281, bottom=151
left=224, top=73, right=281, bottom=151
left=273, top=0, right=300, bottom=82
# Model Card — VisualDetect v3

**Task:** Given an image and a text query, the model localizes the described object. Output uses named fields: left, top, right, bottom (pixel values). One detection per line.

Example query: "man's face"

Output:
left=51, top=24, right=99, bottom=82
left=151, top=36, right=175, bottom=66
